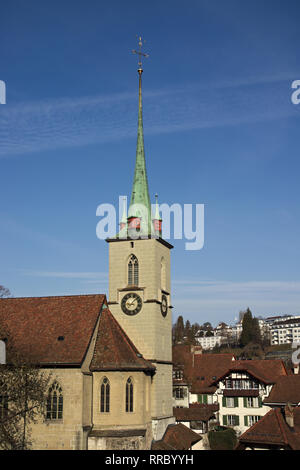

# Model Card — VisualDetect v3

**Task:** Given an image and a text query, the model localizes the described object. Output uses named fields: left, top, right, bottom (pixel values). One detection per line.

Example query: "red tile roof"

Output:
left=152, top=423, right=202, bottom=450
left=173, top=405, right=215, bottom=422
left=237, top=407, right=300, bottom=450
left=173, top=345, right=235, bottom=394
left=0, top=294, right=106, bottom=365
left=191, top=354, right=236, bottom=394
left=212, top=359, right=287, bottom=385
left=90, top=308, right=155, bottom=372
left=264, top=375, right=300, bottom=405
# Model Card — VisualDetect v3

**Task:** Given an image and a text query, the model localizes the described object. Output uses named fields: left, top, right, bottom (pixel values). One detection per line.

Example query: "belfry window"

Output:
left=100, top=377, right=110, bottom=413
left=126, top=377, right=133, bottom=412
left=128, top=255, right=139, bottom=286
left=46, top=382, right=63, bottom=420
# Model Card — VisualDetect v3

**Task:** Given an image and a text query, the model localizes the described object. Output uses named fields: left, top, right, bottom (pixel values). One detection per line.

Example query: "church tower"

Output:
left=107, top=38, right=174, bottom=440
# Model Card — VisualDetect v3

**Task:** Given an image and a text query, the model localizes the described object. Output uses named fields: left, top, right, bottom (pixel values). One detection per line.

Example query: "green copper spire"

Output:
left=128, top=38, right=152, bottom=234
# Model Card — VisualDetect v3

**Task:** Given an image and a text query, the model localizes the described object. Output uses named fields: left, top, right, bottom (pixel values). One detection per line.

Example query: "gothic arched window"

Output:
left=126, top=377, right=134, bottom=413
left=46, top=382, right=63, bottom=420
left=161, top=257, right=166, bottom=290
left=128, top=255, right=139, bottom=286
left=100, top=377, right=110, bottom=413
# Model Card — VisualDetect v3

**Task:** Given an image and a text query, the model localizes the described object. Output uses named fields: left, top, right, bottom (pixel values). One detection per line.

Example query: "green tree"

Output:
left=173, top=315, right=185, bottom=344
left=240, top=308, right=262, bottom=348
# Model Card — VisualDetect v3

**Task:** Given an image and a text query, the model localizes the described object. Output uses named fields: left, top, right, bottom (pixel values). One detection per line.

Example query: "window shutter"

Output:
left=222, top=396, right=226, bottom=407
left=203, top=394, right=208, bottom=404
left=235, top=415, right=240, bottom=426
left=259, top=397, right=263, bottom=408
left=197, top=394, right=202, bottom=404
left=243, top=397, right=247, bottom=408
left=223, top=415, right=227, bottom=425
left=234, top=397, right=238, bottom=407
left=244, top=416, right=248, bottom=426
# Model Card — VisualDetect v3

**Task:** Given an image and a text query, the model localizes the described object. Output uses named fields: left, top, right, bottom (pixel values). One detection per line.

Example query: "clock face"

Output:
left=161, top=294, right=168, bottom=317
left=121, top=293, right=142, bottom=316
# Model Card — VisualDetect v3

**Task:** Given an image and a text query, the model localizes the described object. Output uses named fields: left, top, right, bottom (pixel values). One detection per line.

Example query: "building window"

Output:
left=173, top=370, right=183, bottom=380
left=100, top=377, right=110, bottom=413
left=224, top=415, right=239, bottom=426
left=46, top=382, right=63, bottom=420
left=245, top=415, right=261, bottom=426
left=161, top=258, right=166, bottom=290
left=128, top=255, right=139, bottom=286
left=173, top=387, right=184, bottom=400
left=126, top=377, right=133, bottom=412
left=245, top=397, right=259, bottom=408
left=0, top=395, right=8, bottom=420
left=226, top=397, right=235, bottom=408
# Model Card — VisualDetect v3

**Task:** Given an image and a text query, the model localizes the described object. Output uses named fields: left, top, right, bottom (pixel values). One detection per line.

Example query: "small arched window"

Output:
left=126, top=377, right=134, bottom=413
left=46, top=382, right=63, bottom=420
left=100, top=377, right=110, bottom=413
left=161, top=257, right=166, bottom=290
left=128, top=255, right=139, bottom=286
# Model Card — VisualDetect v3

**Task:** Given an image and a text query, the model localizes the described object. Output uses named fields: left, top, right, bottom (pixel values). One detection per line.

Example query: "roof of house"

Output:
left=0, top=295, right=154, bottom=372
left=173, top=405, right=215, bottom=422
left=190, top=354, right=236, bottom=394
left=237, top=407, right=300, bottom=450
left=152, top=423, right=202, bottom=450
left=264, top=375, right=300, bottom=405
left=90, top=308, right=155, bottom=372
left=173, top=345, right=235, bottom=394
left=0, top=294, right=106, bottom=365
left=211, top=359, right=287, bottom=386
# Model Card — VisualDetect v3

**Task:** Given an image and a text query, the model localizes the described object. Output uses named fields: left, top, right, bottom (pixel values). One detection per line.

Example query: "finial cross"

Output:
left=132, top=36, right=149, bottom=70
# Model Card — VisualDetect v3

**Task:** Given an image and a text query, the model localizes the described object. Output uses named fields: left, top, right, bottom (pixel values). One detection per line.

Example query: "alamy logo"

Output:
left=96, top=196, right=205, bottom=251
left=291, top=80, right=300, bottom=105
left=0, top=80, right=6, bottom=104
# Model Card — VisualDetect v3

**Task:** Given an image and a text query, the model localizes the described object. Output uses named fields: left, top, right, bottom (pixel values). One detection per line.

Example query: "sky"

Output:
left=1, top=0, right=300, bottom=326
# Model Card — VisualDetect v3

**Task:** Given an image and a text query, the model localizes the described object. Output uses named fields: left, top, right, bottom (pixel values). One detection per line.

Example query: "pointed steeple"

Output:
left=128, top=38, right=152, bottom=235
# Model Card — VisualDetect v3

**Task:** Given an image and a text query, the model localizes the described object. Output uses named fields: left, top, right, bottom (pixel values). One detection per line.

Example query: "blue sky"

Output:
left=1, top=0, right=300, bottom=326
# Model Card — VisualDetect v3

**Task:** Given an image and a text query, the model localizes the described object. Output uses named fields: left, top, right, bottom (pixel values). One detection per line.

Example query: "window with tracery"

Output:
left=46, top=382, right=63, bottom=420
left=126, top=377, right=133, bottom=412
left=128, top=255, right=139, bottom=286
left=100, top=377, right=110, bottom=413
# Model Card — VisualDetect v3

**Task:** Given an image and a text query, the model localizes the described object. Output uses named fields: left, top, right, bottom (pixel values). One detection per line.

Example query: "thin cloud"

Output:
left=1, top=74, right=299, bottom=158
left=18, top=269, right=107, bottom=280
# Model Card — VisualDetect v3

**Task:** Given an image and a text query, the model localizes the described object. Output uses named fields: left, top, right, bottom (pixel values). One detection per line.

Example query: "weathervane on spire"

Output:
left=132, top=36, right=149, bottom=74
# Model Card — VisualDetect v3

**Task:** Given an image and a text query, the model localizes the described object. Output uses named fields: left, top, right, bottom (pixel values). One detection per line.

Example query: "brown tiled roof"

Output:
left=0, top=294, right=106, bottom=365
left=212, top=359, right=287, bottom=386
left=173, top=405, right=215, bottom=422
left=160, top=423, right=202, bottom=450
left=90, top=308, right=155, bottom=372
left=190, top=402, right=219, bottom=412
left=190, top=354, right=236, bottom=394
left=237, top=407, right=300, bottom=450
left=151, top=440, right=175, bottom=450
left=264, top=375, right=300, bottom=405
left=173, top=345, right=235, bottom=394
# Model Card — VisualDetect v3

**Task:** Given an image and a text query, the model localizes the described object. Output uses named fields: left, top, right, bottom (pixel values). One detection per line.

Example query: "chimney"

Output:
left=0, top=340, right=6, bottom=365
left=191, top=345, right=202, bottom=367
left=284, top=403, right=294, bottom=428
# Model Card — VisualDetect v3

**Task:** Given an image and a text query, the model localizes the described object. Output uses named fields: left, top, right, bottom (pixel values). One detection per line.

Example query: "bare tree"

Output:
left=0, top=286, right=12, bottom=299
left=0, top=322, right=51, bottom=450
